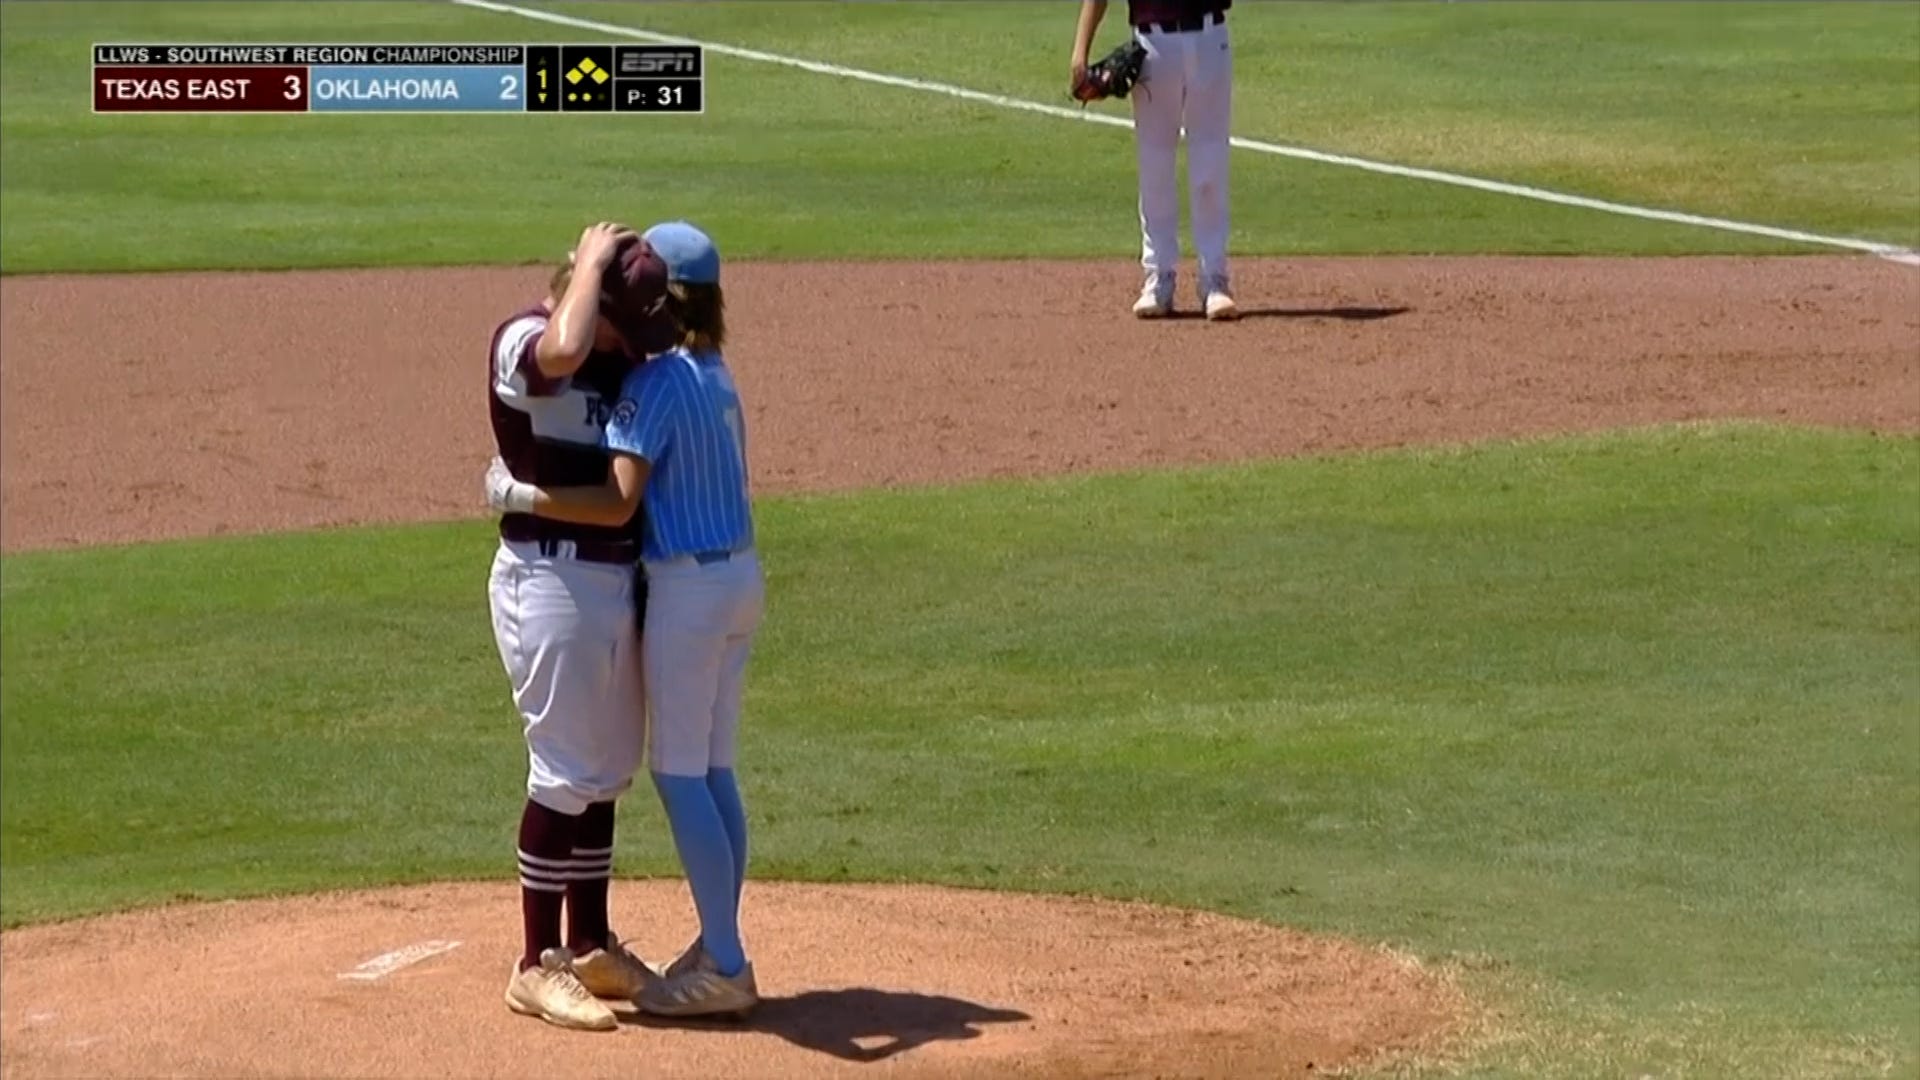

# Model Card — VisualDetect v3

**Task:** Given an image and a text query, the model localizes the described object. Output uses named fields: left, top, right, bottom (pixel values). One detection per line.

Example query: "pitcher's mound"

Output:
left=1, top=882, right=1463, bottom=1079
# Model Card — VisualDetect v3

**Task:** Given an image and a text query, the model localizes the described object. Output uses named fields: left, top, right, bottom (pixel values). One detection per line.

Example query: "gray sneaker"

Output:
left=638, top=960, right=760, bottom=1018
left=664, top=937, right=709, bottom=980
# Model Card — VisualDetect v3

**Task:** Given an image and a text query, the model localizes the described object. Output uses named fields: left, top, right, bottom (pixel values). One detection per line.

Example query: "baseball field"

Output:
left=1, top=1, right=1916, bottom=1077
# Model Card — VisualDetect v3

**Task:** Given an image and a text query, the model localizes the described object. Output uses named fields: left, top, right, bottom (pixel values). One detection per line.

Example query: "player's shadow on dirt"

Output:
left=1167, top=304, right=1412, bottom=322
left=626, top=987, right=1031, bottom=1063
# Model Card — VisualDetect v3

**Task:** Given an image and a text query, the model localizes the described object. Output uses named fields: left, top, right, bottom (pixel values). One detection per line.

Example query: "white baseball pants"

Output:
left=642, top=549, right=766, bottom=778
left=1132, top=15, right=1233, bottom=293
left=488, top=539, right=647, bottom=815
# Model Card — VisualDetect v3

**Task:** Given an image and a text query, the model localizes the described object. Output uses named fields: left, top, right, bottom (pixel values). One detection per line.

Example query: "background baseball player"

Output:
left=482, top=222, right=677, bottom=1031
left=486, top=221, right=764, bottom=1019
left=1073, top=0, right=1241, bottom=320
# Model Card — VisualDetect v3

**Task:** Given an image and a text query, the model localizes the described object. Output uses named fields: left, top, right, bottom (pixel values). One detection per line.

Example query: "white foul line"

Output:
left=337, top=939, right=462, bottom=981
left=450, top=0, right=1917, bottom=265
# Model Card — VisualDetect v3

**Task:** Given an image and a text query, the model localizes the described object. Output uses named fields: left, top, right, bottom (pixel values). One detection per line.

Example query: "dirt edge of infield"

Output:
left=3, top=256, right=1914, bottom=552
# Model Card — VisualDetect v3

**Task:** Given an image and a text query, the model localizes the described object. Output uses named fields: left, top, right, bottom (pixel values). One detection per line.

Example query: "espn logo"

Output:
left=615, top=46, right=701, bottom=78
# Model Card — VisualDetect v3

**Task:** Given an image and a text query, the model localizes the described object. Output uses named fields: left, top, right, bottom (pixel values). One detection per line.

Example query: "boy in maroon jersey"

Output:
left=483, top=222, right=676, bottom=1031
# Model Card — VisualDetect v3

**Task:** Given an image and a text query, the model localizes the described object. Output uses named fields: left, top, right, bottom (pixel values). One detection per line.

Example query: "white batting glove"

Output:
left=485, top=456, right=537, bottom=514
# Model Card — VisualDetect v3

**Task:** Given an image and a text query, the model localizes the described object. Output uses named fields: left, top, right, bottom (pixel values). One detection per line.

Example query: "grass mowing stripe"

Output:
left=471, top=0, right=1916, bottom=260
left=6, top=2, right=1917, bottom=268
left=544, top=0, right=1920, bottom=252
left=2, top=424, right=1915, bottom=1077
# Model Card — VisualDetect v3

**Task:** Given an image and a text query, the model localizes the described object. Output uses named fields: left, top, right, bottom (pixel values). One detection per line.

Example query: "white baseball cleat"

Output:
left=638, top=960, right=760, bottom=1019
left=505, top=948, right=619, bottom=1031
left=1132, top=276, right=1175, bottom=319
left=572, top=933, right=661, bottom=1000
left=1204, top=289, right=1241, bottom=322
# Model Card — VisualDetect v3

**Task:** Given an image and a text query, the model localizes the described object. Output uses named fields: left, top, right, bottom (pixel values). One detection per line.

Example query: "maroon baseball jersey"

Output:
left=1127, top=0, right=1229, bottom=27
left=488, top=305, right=643, bottom=545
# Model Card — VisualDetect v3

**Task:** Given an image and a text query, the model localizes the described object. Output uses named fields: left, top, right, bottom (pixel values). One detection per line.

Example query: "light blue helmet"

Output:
left=641, top=221, right=720, bottom=285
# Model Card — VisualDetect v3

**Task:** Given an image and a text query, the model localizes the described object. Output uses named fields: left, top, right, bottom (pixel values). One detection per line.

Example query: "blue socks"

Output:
left=706, top=767, right=748, bottom=905
left=652, top=771, right=747, bottom=976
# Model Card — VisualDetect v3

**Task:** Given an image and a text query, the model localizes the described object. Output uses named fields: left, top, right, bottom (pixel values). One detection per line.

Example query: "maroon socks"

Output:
left=567, top=801, right=617, bottom=954
left=515, top=799, right=622, bottom=969
left=516, top=800, right=578, bottom=971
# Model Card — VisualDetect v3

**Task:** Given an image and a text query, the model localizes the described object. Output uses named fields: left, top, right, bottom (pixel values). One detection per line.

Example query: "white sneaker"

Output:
left=572, top=933, right=660, bottom=1000
left=504, top=948, right=618, bottom=1031
left=1203, top=281, right=1240, bottom=321
left=1132, top=276, right=1174, bottom=319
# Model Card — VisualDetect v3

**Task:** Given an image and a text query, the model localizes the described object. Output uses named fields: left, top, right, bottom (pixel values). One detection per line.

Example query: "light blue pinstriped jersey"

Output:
left=602, top=347, right=754, bottom=562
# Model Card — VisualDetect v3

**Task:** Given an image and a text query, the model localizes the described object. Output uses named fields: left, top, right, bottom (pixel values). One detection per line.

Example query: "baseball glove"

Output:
left=1073, top=40, right=1148, bottom=103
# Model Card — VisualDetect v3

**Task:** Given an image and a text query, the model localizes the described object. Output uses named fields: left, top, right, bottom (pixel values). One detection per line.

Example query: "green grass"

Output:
left=4, top=424, right=1916, bottom=1076
left=2, top=1, right=1915, bottom=271
left=598, top=0, right=1920, bottom=248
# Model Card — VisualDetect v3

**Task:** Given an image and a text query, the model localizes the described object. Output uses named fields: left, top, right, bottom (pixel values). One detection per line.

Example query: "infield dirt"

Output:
left=0, top=255, right=1913, bottom=1078
left=0, top=882, right=1464, bottom=1079
left=3, top=256, right=1913, bottom=552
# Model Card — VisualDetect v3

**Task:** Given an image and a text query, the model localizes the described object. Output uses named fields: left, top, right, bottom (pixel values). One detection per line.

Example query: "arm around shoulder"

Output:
left=485, top=453, right=649, bottom=528
left=530, top=453, right=649, bottom=527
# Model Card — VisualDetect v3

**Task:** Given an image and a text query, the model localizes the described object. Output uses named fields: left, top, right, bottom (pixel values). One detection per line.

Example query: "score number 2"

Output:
left=499, top=74, right=519, bottom=101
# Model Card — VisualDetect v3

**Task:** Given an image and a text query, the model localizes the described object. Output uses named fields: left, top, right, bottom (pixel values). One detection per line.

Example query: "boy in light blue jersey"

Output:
left=485, top=221, right=764, bottom=1018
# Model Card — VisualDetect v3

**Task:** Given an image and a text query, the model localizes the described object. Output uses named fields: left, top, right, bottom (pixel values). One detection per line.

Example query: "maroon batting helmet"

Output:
left=599, top=236, right=678, bottom=358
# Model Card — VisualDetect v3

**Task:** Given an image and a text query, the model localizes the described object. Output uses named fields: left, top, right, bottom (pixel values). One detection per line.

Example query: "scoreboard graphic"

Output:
left=92, top=44, right=705, bottom=114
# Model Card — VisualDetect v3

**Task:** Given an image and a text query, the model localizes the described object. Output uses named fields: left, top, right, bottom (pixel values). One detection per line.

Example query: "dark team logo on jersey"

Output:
left=611, top=398, right=638, bottom=429
left=582, top=395, right=616, bottom=427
